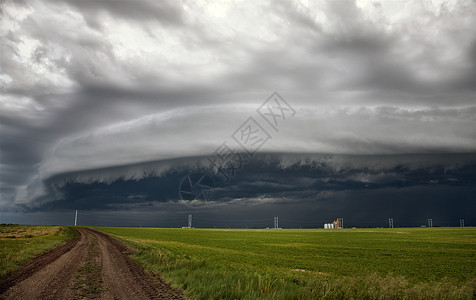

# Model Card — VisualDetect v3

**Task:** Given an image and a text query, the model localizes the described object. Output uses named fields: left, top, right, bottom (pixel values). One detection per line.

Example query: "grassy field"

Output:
left=0, top=224, right=78, bottom=279
left=97, top=227, right=476, bottom=299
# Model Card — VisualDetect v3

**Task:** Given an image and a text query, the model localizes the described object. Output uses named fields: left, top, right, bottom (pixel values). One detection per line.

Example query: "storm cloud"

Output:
left=0, top=0, right=474, bottom=226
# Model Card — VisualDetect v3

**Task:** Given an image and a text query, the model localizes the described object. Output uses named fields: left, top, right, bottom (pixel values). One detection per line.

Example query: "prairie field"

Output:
left=0, top=224, right=78, bottom=279
left=96, top=227, right=476, bottom=299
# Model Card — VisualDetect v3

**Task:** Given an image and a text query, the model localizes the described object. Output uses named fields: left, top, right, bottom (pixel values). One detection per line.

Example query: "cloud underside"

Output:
left=12, top=153, right=476, bottom=207
left=5, top=153, right=475, bottom=227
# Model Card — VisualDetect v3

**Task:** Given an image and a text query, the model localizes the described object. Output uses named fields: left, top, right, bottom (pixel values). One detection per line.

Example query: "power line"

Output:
left=13, top=210, right=470, bottom=228
left=388, top=218, right=394, bottom=228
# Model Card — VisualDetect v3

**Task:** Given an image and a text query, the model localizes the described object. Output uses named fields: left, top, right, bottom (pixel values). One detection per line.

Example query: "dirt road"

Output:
left=0, top=228, right=184, bottom=300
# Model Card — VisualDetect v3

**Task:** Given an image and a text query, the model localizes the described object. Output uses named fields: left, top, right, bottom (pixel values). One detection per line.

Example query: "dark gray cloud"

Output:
left=5, top=153, right=476, bottom=227
left=0, top=0, right=475, bottom=222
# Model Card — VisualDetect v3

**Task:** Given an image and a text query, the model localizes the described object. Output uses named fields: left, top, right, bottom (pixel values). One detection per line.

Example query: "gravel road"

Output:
left=0, top=228, right=184, bottom=300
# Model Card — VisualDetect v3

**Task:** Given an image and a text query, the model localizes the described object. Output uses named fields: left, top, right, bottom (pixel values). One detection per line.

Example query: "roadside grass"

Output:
left=97, top=227, right=476, bottom=299
left=0, top=224, right=78, bottom=279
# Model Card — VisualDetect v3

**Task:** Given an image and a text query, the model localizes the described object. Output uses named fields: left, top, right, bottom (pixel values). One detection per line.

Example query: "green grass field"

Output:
left=0, top=224, right=78, bottom=279
left=97, top=227, right=476, bottom=299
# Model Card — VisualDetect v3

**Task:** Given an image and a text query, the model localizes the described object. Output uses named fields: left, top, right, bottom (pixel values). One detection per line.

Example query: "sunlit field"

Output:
left=97, top=227, right=476, bottom=299
left=0, top=225, right=78, bottom=279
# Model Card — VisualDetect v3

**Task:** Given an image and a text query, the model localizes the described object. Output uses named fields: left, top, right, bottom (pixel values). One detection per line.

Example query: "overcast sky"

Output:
left=0, top=0, right=475, bottom=227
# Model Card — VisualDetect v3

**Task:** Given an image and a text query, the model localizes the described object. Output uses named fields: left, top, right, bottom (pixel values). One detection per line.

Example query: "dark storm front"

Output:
left=178, top=92, right=296, bottom=204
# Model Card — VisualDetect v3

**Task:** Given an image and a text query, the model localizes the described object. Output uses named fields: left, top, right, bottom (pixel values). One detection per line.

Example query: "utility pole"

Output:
left=74, top=210, right=77, bottom=226
left=188, top=214, right=192, bottom=228
left=388, top=218, right=394, bottom=228
left=427, top=218, right=433, bottom=227
left=460, top=219, right=464, bottom=227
